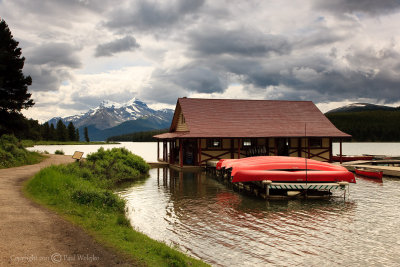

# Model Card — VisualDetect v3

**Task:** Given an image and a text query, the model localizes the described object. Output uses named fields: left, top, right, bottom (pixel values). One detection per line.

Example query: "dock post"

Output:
left=238, top=138, right=241, bottom=159
left=157, top=140, right=160, bottom=161
left=340, top=138, right=343, bottom=164
left=179, top=139, right=183, bottom=168
left=262, top=180, right=272, bottom=197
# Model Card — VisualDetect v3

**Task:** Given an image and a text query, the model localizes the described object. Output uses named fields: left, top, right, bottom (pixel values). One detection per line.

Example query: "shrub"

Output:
left=54, top=149, right=64, bottom=155
left=85, top=147, right=150, bottom=183
left=0, top=134, right=43, bottom=168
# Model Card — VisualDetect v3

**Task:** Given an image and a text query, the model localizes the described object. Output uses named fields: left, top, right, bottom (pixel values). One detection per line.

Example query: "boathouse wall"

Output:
left=175, top=107, right=189, bottom=132
left=187, top=137, right=332, bottom=166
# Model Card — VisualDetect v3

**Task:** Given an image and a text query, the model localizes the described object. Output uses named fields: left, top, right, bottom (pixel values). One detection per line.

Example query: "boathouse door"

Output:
left=276, top=138, right=289, bottom=156
left=183, top=139, right=198, bottom=165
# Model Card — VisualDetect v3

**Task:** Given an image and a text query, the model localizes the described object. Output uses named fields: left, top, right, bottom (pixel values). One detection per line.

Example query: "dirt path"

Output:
left=0, top=155, right=136, bottom=266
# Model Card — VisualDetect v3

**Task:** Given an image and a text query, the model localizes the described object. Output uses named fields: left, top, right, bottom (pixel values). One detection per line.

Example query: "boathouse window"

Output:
left=243, top=139, right=252, bottom=147
left=242, top=138, right=257, bottom=147
left=181, top=115, right=185, bottom=124
left=309, top=138, right=322, bottom=148
left=207, top=139, right=222, bottom=148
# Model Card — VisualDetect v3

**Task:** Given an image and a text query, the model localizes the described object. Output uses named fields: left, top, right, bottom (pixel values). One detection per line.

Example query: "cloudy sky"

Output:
left=2, top=0, right=400, bottom=121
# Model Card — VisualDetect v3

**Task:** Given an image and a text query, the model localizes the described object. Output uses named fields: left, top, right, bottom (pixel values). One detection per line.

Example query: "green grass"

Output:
left=24, top=148, right=209, bottom=267
left=0, top=134, right=45, bottom=168
left=21, top=140, right=119, bottom=148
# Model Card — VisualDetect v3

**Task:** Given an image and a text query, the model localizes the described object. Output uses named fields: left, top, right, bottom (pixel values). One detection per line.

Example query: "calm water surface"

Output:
left=119, top=169, right=400, bottom=266
left=28, top=142, right=400, bottom=162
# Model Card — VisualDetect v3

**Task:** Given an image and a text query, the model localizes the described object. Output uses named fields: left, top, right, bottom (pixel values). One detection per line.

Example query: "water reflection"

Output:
left=119, top=169, right=400, bottom=266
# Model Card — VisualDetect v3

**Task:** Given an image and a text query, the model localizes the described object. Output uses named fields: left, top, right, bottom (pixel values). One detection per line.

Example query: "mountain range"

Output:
left=325, top=103, right=398, bottom=114
left=48, top=98, right=174, bottom=141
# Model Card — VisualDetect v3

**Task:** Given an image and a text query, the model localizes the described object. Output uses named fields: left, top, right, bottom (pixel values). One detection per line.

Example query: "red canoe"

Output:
left=355, top=168, right=383, bottom=179
left=216, top=156, right=356, bottom=184
left=232, top=169, right=356, bottom=183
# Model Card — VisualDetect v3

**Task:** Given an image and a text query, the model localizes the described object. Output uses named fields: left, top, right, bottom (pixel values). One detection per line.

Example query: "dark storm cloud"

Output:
left=181, top=42, right=400, bottom=104
left=95, top=36, right=140, bottom=57
left=189, top=29, right=291, bottom=57
left=27, top=43, right=81, bottom=68
left=23, top=43, right=81, bottom=91
left=140, top=65, right=226, bottom=103
left=140, top=69, right=188, bottom=104
left=105, top=0, right=205, bottom=32
left=171, top=66, right=226, bottom=93
left=24, top=65, right=70, bottom=92
left=314, top=0, right=400, bottom=16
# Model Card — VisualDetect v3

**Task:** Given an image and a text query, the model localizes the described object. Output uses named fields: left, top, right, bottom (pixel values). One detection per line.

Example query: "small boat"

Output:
left=355, top=168, right=383, bottom=179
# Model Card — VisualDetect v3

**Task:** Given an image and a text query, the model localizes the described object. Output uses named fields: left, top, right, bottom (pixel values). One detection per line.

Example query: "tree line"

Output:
left=107, top=129, right=168, bottom=142
left=326, top=110, right=400, bottom=142
left=12, top=118, right=90, bottom=142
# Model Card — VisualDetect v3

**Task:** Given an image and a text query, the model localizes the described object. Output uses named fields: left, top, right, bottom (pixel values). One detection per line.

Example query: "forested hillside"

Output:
left=107, top=129, right=168, bottom=142
left=326, top=110, right=400, bottom=141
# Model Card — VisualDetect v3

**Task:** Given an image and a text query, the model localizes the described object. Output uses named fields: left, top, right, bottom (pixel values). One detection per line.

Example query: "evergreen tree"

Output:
left=42, top=122, right=50, bottom=140
left=0, top=19, right=34, bottom=135
left=67, top=122, right=76, bottom=141
left=49, top=123, right=56, bottom=140
left=84, top=127, right=90, bottom=142
left=75, top=128, right=80, bottom=142
left=56, top=119, right=67, bottom=141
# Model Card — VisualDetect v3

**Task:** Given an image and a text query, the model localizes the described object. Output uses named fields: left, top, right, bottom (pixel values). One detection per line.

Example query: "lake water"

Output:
left=28, top=142, right=400, bottom=266
left=119, top=168, right=400, bottom=266
left=27, top=141, right=400, bottom=162
left=27, top=142, right=158, bottom=162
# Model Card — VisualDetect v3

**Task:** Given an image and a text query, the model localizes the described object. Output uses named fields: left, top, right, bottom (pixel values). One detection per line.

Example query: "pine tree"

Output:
left=67, top=122, right=76, bottom=141
left=42, top=122, right=50, bottom=140
left=75, top=128, right=80, bottom=142
left=56, top=119, right=67, bottom=141
left=84, top=127, right=90, bottom=142
left=49, top=123, right=56, bottom=140
left=0, top=19, right=34, bottom=135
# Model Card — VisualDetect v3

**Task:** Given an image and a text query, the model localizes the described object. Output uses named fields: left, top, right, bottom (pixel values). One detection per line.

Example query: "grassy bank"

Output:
left=24, top=147, right=208, bottom=267
left=0, top=135, right=44, bottom=168
left=21, top=140, right=119, bottom=147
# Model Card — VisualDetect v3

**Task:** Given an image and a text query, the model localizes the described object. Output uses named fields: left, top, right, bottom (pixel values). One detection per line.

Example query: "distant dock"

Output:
left=341, top=160, right=400, bottom=177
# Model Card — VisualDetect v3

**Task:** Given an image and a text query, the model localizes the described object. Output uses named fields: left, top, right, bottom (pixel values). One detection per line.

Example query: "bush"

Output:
left=85, top=147, right=150, bottom=184
left=54, top=149, right=64, bottom=155
left=0, top=134, right=43, bottom=168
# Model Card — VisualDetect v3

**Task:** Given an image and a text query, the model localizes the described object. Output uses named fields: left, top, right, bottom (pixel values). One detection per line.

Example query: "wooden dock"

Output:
left=148, top=161, right=169, bottom=168
left=341, top=160, right=400, bottom=177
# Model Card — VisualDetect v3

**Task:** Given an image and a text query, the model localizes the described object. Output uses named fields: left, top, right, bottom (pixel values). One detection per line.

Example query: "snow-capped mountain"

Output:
left=326, top=103, right=397, bottom=114
left=48, top=98, right=173, bottom=130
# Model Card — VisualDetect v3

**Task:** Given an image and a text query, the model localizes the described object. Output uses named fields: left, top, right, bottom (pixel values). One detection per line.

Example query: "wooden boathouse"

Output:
left=154, top=98, right=350, bottom=168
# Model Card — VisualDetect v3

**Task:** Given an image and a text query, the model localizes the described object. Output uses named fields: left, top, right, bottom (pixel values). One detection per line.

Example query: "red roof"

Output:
left=154, top=98, right=350, bottom=139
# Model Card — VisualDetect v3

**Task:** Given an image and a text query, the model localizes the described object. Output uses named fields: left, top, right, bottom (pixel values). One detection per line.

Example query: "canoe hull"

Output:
left=355, top=168, right=383, bottom=179
left=232, top=169, right=356, bottom=183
